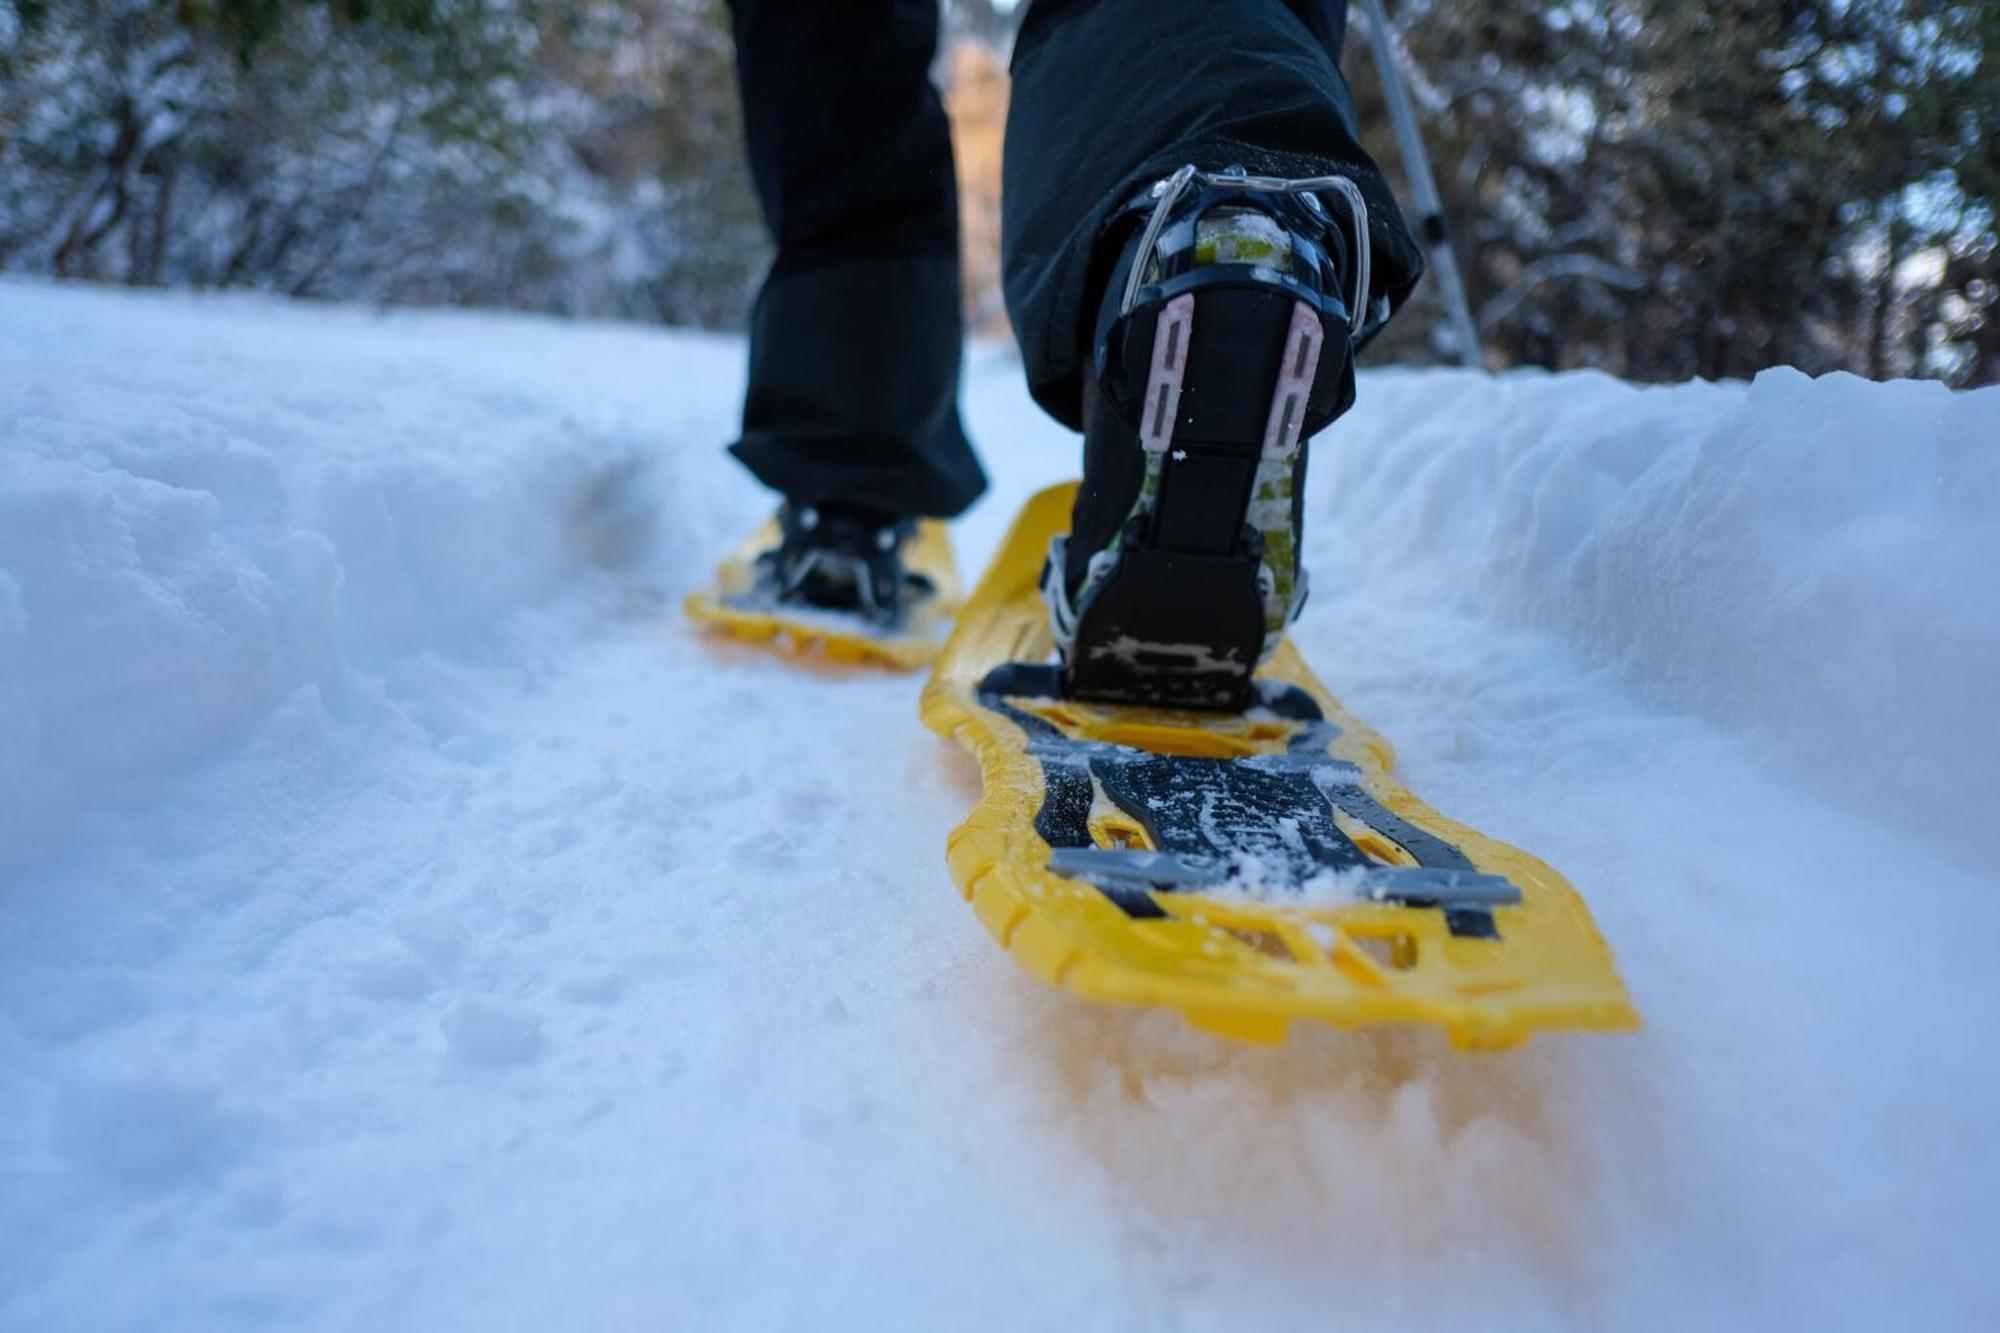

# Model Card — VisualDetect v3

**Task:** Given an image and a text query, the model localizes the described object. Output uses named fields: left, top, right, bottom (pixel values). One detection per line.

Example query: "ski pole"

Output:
left=1355, top=0, right=1483, bottom=368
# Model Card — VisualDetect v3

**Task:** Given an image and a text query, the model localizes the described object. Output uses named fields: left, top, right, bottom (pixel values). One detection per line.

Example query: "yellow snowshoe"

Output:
left=922, top=483, right=1638, bottom=1050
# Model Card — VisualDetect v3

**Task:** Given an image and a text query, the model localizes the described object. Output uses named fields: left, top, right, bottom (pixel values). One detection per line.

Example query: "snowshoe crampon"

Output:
left=687, top=514, right=959, bottom=670
left=921, top=483, right=1638, bottom=1050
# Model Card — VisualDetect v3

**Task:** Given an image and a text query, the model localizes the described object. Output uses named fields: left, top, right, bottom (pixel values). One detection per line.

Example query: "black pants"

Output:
left=726, top=0, right=1421, bottom=519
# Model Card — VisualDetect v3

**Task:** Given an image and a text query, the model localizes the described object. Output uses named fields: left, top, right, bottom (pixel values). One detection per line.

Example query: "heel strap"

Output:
left=1117, top=164, right=1373, bottom=340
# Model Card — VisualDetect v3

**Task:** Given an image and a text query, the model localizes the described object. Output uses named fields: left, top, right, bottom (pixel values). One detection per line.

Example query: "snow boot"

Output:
left=1046, top=165, right=1373, bottom=712
left=752, top=502, right=937, bottom=631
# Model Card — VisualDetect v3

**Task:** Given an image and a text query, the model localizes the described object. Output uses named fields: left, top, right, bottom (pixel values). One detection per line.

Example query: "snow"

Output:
left=3, top=276, right=1997, bottom=1330
left=1325, top=366, right=2000, bottom=864
left=0, top=281, right=738, bottom=874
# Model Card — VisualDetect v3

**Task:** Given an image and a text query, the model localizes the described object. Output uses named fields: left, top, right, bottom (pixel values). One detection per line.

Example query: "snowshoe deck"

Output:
left=686, top=518, right=959, bottom=670
left=921, top=483, right=1637, bottom=1050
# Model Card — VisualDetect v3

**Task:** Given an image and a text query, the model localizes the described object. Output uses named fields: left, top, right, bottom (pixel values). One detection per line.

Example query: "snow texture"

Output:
left=2, top=277, right=1997, bottom=1331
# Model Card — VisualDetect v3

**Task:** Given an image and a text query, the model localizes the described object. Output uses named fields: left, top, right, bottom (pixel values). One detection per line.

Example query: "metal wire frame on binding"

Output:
left=1117, top=164, right=1373, bottom=339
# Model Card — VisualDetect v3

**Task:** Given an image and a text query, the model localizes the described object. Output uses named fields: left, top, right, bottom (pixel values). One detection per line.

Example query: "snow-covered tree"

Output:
left=0, top=0, right=767, bottom=321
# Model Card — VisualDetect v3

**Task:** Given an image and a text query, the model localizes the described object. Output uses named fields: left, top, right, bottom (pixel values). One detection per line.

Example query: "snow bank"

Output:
left=1314, top=366, right=2000, bottom=862
left=3, top=282, right=1996, bottom=1331
left=16, top=280, right=1988, bottom=880
left=0, top=281, right=742, bottom=873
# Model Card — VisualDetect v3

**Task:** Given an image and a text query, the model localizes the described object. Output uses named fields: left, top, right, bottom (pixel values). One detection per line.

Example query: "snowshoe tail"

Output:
left=925, top=483, right=1639, bottom=1050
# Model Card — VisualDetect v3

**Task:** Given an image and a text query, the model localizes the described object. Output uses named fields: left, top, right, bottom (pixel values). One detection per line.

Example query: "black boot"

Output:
left=752, top=503, right=936, bottom=630
left=1046, top=165, right=1370, bottom=711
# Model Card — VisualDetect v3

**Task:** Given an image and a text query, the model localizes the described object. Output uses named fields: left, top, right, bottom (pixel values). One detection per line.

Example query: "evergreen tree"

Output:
left=1350, top=0, right=1995, bottom=386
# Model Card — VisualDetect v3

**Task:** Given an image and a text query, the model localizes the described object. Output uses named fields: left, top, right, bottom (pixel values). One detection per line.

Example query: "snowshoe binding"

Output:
left=754, top=504, right=934, bottom=626
left=1049, top=165, right=1376, bottom=712
left=687, top=503, right=959, bottom=669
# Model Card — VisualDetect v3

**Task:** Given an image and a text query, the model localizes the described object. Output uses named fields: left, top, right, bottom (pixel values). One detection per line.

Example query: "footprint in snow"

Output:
left=442, top=999, right=544, bottom=1067
left=54, top=1075, right=252, bottom=1193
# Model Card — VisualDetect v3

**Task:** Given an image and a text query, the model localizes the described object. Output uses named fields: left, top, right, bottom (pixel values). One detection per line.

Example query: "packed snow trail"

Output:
left=2, top=280, right=1996, bottom=1331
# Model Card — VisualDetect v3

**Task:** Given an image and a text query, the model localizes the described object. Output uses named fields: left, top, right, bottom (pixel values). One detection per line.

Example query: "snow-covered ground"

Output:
left=2, top=278, right=1996, bottom=1331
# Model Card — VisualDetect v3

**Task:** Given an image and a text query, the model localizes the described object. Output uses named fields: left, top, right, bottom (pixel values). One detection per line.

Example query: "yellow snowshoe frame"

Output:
left=921, top=483, right=1638, bottom=1050
left=686, top=518, right=959, bottom=670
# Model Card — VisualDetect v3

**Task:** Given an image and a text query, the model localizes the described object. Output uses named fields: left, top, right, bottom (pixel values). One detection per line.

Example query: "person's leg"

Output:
left=726, top=0, right=986, bottom=519
left=1002, top=0, right=1421, bottom=429
left=1003, top=0, right=1426, bottom=707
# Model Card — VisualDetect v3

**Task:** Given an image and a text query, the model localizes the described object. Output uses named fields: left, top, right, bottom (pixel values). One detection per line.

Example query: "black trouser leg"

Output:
left=1290, top=0, right=1351, bottom=64
left=1002, top=0, right=1423, bottom=430
left=726, top=0, right=987, bottom=519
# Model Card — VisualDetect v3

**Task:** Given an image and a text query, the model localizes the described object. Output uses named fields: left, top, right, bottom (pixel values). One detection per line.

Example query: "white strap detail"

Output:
left=1043, top=537, right=1080, bottom=654
left=1045, top=536, right=1127, bottom=657
left=1260, top=301, right=1325, bottom=461
left=1138, top=293, right=1195, bottom=455
left=1257, top=567, right=1310, bottom=665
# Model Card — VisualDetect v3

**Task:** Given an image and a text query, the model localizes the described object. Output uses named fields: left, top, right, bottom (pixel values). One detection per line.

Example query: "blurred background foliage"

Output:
left=1349, top=0, right=1997, bottom=385
left=1, top=0, right=1991, bottom=385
